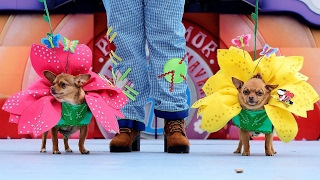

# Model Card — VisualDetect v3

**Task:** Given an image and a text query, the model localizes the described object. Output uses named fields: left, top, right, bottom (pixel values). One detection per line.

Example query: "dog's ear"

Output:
left=232, top=77, right=244, bottom=90
left=74, top=74, right=91, bottom=87
left=43, top=70, right=56, bottom=84
left=265, top=84, right=279, bottom=92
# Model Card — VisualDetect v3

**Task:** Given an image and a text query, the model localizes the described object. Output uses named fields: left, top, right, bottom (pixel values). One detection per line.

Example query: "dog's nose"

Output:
left=249, top=96, right=254, bottom=100
left=50, top=86, right=56, bottom=94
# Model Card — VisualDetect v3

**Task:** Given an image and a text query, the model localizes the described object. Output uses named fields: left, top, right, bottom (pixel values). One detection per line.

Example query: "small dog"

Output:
left=40, top=70, right=91, bottom=154
left=232, top=73, right=278, bottom=156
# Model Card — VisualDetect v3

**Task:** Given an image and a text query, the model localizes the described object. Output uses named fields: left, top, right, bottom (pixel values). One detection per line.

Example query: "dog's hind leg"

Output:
left=40, top=131, right=49, bottom=153
left=271, top=142, right=277, bottom=155
left=63, top=136, right=73, bottom=153
left=240, top=129, right=250, bottom=156
left=51, top=127, right=61, bottom=154
left=265, top=133, right=275, bottom=156
left=79, top=126, right=89, bottom=154
left=233, top=130, right=242, bottom=154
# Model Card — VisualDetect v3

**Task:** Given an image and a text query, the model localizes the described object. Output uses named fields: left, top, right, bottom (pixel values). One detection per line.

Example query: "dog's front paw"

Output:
left=53, top=150, right=61, bottom=154
left=233, top=149, right=241, bottom=154
left=40, top=148, right=47, bottom=153
left=242, top=151, right=250, bottom=156
left=265, top=150, right=275, bottom=156
left=265, top=147, right=276, bottom=156
left=65, top=148, right=73, bottom=153
left=80, top=149, right=90, bottom=154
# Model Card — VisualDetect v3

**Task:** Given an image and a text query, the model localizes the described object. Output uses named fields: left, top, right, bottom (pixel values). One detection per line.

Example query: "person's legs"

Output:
left=144, top=0, right=190, bottom=153
left=103, top=0, right=148, bottom=152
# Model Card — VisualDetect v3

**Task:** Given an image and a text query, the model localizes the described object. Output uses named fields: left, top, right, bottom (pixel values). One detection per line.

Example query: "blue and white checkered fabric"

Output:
left=103, top=0, right=189, bottom=126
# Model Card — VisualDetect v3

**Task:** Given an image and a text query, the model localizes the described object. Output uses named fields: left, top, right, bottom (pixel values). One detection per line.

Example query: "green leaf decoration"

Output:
left=43, top=14, right=49, bottom=22
left=39, top=0, right=53, bottom=35
left=251, top=13, right=257, bottom=22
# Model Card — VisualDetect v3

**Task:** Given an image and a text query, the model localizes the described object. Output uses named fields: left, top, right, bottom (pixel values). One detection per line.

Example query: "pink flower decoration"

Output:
left=2, top=43, right=128, bottom=137
left=231, top=34, right=251, bottom=48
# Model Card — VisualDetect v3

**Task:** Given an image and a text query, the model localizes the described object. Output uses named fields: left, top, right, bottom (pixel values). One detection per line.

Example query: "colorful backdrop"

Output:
left=0, top=12, right=319, bottom=140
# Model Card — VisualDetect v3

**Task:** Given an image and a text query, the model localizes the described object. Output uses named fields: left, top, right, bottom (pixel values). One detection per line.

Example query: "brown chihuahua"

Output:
left=40, top=70, right=91, bottom=154
left=232, top=73, right=278, bottom=156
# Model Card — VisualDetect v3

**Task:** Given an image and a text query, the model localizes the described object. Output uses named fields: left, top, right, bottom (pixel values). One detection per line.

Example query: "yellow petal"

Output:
left=265, top=105, right=298, bottom=143
left=288, top=72, right=308, bottom=85
left=253, top=55, right=276, bottom=82
left=217, top=48, right=253, bottom=82
left=294, top=81, right=319, bottom=105
left=274, top=72, right=308, bottom=90
left=201, top=96, right=241, bottom=132
left=269, top=84, right=309, bottom=117
left=229, top=46, right=253, bottom=62
left=268, top=55, right=285, bottom=82
left=192, top=94, right=214, bottom=108
left=268, top=98, right=306, bottom=118
left=192, top=87, right=239, bottom=108
left=218, top=87, right=239, bottom=97
left=268, top=56, right=304, bottom=86
left=192, top=96, right=212, bottom=108
left=269, top=80, right=319, bottom=117
left=197, top=105, right=207, bottom=117
left=192, top=98, right=205, bottom=108
left=202, top=71, right=234, bottom=96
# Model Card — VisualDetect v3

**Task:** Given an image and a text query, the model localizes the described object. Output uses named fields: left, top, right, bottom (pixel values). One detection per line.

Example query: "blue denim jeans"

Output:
left=103, top=0, right=189, bottom=130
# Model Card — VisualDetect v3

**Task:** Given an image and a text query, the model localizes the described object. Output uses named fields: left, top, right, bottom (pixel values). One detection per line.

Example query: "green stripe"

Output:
left=125, top=85, right=139, bottom=95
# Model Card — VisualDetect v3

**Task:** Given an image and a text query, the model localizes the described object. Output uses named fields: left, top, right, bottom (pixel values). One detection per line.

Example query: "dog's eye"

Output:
left=243, top=90, right=249, bottom=95
left=61, top=82, right=66, bottom=89
left=257, top=91, right=264, bottom=96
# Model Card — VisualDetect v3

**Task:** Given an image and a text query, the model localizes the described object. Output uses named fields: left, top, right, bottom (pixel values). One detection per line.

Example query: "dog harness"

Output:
left=56, top=102, right=92, bottom=127
left=54, top=102, right=92, bottom=138
left=232, top=109, right=273, bottom=134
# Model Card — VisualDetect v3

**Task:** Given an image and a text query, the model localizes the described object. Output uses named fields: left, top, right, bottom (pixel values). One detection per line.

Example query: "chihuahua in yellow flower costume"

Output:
left=232, top=73, right=278, bottom=156
left=192, top=46, right=319, bottom=156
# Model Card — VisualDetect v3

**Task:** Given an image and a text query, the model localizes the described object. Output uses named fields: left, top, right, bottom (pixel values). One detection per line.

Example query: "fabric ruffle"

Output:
left=192, top=46, right=319, bottom=143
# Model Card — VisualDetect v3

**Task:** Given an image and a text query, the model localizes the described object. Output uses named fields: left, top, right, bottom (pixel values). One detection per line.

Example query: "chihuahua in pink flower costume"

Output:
left=2, top=42, right=128, bottom=153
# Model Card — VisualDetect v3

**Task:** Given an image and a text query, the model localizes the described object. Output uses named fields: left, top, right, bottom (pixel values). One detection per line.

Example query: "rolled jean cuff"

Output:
left=118, top=119, right=145, bottom=131
left=154, top=109, right=189, bottom=121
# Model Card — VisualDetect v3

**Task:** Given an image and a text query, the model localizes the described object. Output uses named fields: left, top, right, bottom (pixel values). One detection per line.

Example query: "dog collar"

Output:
left=56, top=102, right=92, bottom=127
left=232, top=109, right=273, bottom=134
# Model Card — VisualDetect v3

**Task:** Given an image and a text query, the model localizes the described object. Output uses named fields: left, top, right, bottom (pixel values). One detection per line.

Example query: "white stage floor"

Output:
left=0, top=139, right=319, bottom=180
